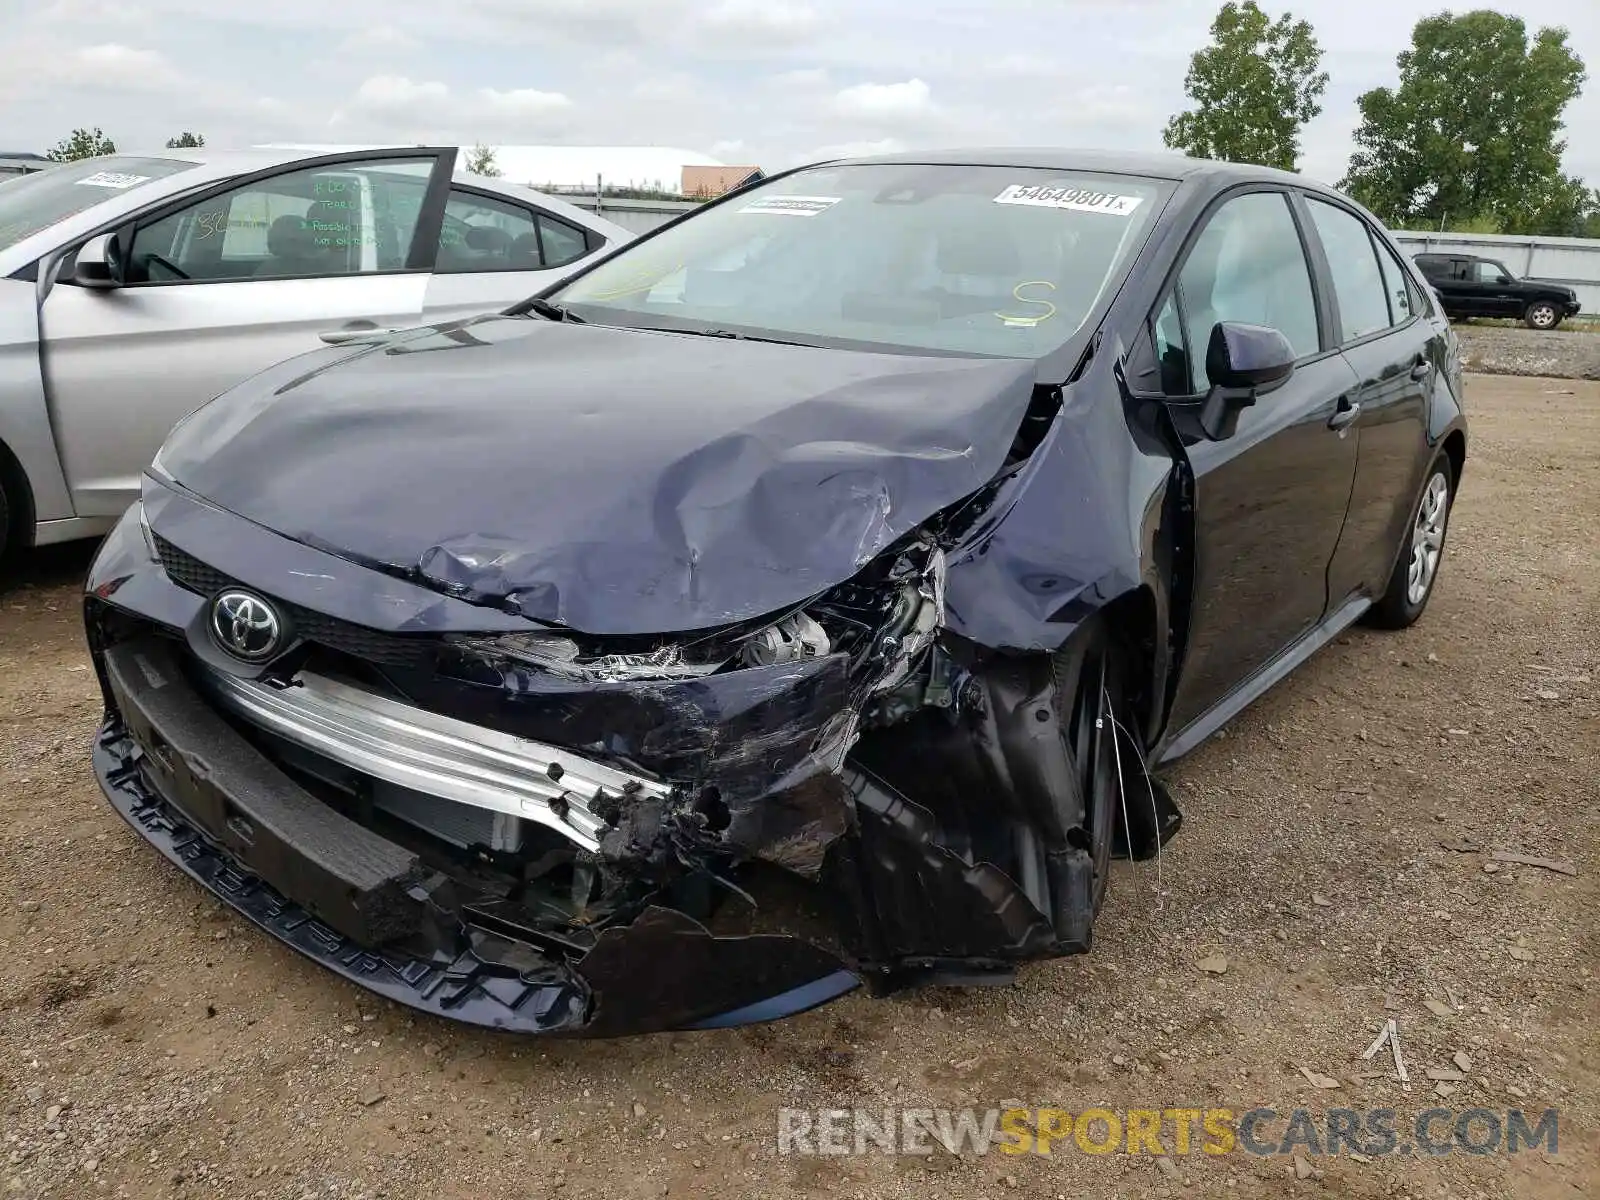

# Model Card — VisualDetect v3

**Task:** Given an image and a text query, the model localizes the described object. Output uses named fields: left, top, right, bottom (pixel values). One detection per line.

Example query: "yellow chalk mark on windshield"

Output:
left=584, top=262, right=685, bottom=300
left=995, top=280, right=1058, bottom=328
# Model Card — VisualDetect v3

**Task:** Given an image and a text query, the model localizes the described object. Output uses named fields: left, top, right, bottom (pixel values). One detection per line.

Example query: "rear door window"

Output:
left=1305, top=198, right=1392, bottom=343
left=437, top=188, right=594, bottom=273
left=1373, top=238, right=1418, bottom=325
left=537, top=214, right=590, bottom=268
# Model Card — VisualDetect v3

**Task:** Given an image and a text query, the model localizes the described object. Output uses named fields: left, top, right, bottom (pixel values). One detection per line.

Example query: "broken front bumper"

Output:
left=84, top=485, right=1118, bottom=1035
left=93, top=638, right=859, bottom=1035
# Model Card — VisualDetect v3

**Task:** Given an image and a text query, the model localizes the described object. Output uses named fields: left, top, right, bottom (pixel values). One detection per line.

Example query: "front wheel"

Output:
left=1366, top=454, right=1454, bottom=629
left=1053, top=626, right=1124, bottom=914
left=1525, top=301, right=1562, bottom=330
left=0, top=475, right=11, bottom=566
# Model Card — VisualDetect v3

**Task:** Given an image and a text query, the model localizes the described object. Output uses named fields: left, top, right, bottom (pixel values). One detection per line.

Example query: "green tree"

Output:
left=165, top=132, right=205, bottom=149
left=1341, top=11, right=1586, bottom=236
left=465, top=144, right=500, bottom=176
left=1162, top=1, right=1328, bottom=171
left=1583, top=188, right=1600, bottom=239
left=47, top=127, right=117, bottom=162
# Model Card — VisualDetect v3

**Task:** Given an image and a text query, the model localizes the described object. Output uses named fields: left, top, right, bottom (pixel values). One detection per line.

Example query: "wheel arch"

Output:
left=1440, top=427, right=1466, bottom=489
left=1091, top=584, right=1164, bottom=748
left=0, top=435, right=37, bottom=552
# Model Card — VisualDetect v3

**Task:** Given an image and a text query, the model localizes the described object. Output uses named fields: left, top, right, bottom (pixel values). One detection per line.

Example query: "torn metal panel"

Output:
left=939, top=354, right=1174, bottom=654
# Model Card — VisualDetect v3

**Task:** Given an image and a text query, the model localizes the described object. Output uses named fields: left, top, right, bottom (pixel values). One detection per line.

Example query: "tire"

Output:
left=0, top=475, right=10, bottom=566
left=1366, top=453, right=1455, bottom=630
left=1053, top=624, right=1123, bottom=914
left=1525, top=301, right=1562, bottom=330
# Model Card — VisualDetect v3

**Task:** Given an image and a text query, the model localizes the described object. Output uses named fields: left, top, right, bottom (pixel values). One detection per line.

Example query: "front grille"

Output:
left=153, top=536, right=232, bottom=596
left=153, top=534, right=437, bottom=670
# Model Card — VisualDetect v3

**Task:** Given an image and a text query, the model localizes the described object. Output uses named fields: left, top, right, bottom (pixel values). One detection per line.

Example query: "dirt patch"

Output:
left=1, top=374, right=1596, bottom=1199
left=1453, top=322, right=1600, bottom=380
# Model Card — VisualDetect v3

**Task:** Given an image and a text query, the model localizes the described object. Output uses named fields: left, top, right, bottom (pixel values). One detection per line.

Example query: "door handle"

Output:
left=1410, top=357, right=1432, bottom=381
left=319, top=327, right=402, bottom=345
left=1328, top=396, right=1362, bottom=431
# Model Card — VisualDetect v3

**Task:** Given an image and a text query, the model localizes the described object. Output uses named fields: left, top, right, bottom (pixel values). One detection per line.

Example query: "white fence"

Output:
left=1392, top=230, right=1600, bottom=315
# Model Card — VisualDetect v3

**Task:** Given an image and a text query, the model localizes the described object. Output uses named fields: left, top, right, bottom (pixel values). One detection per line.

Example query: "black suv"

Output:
left=1414, top=252, right=1581, bottom=330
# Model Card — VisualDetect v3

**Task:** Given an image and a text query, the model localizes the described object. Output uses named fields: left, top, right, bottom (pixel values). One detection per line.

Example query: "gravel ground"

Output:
left=1, top=373, right=1596, bottom=1200
left=1453, top=323, right=1600, bottom=380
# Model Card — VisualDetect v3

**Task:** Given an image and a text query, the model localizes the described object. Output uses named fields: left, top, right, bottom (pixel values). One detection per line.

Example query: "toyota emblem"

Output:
left=210, top=589, right=283, bottom=661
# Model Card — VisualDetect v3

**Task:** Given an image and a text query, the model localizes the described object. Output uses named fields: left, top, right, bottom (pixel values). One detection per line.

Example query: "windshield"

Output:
left=0, top=157, right=197, bottom=254
left=550, top=163, right=1172, bottom=357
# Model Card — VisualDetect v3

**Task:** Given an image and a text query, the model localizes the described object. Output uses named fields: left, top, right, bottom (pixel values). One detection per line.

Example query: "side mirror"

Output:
left=1496, top=275, right=1512, bottom=285
left=1194, top=322, right=1296, bottom=441
left=1206, top=321, right=1295, bottom=391
left=68, top=231, right=121, bottom=289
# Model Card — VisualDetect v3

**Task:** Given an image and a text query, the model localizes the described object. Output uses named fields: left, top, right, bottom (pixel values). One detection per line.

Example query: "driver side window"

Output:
left=1151, top=191, right=1321, bottom=397
left=1175, top=191, right=1320, bottom=391
left=124, top=158, right=434, bottom=283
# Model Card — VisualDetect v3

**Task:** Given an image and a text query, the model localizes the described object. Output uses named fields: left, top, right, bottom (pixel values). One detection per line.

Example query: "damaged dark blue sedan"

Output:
left=83, top=150, right=1467, bottom=1035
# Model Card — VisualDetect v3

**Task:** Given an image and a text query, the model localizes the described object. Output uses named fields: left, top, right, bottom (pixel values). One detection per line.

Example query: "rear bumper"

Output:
left=93, top=638, right=858, bottom=1035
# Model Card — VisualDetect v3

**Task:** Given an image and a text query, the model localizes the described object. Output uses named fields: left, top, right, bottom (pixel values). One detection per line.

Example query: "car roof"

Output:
left=104, top=148, right=625, bottom=232
left=110, top=146, right=359, bottom=171
left=822, top=147, right=1314, bottom=188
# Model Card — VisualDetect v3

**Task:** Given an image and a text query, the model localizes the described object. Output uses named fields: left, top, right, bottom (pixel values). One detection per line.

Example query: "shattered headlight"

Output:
left=741, top=612, right=831, bottom=666
left=451, top=541, right=946, bottom=687
left=450, top=631, right=732, bottom=682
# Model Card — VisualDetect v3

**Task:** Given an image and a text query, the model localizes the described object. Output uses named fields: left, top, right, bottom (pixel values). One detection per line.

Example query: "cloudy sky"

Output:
left=2, top=0, right=1597, bottom=187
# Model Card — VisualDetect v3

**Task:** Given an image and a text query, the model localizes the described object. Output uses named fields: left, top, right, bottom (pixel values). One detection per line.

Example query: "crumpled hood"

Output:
left=157, top=316, right=1038, bottom=634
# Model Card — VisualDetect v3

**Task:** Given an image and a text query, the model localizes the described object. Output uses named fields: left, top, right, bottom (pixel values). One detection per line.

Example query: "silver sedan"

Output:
left=0, top=146, right=629, bottom=559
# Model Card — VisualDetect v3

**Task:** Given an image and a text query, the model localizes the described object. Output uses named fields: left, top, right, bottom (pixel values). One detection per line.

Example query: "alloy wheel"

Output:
left=1528, top=303, right=1558, bottom=330
left=1406, top=470, right=1450, bottom=607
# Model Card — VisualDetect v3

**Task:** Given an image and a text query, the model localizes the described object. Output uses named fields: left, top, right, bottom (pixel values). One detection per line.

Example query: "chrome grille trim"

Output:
left=204, top=669, right=668, bottom=852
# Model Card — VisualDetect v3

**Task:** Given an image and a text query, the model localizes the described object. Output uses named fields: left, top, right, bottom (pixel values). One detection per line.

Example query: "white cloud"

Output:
left=73, top=43, right=182, bottom=90
left=350, top=75, right=450, bottom=116
left=332, top=74, right=575, bottom=140
left=469, top=0, right=684, bottom=44
left=832, top=78, right=934, bottom=123
left=337, top=26, right=422, bottom=55
left=630, top=74, right=701, bottom=104
left=813, top=137, right=907, bottom=158
left=768, top=67, right=832, bottom=91
left=2, top=0, right=1596, bottom=188
left=38, top=0, right=145, bottom=22
left=478, top=86, right=574, bottom=118
left=698, top=0, right=819, bottom=44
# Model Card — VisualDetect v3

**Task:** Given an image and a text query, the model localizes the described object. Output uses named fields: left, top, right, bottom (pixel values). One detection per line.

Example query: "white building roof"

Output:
left=256, top=144, right=725, bottom=194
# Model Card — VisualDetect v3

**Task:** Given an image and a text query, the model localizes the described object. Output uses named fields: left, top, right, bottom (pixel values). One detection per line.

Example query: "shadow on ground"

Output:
left=1, top=540, right=99, bottom=601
